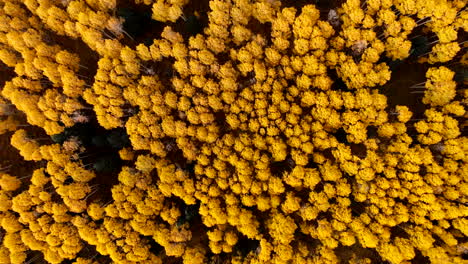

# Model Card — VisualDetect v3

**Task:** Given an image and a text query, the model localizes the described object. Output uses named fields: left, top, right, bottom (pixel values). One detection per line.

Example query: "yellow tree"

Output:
left=10, top=129, right=42, bottom=161
left=0, top=173, right=21, bottom=191
left=422, top=66, right=457, bottom=106
left=0, top=116, right=19, bottom=135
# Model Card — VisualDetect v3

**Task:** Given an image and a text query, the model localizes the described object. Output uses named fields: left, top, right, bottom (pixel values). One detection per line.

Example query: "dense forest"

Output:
left=0, top=0, right=467, bottom=263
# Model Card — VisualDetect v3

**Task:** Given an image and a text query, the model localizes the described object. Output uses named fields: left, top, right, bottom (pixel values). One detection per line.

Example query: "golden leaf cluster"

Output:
left=0, top=0, right=467, bottom=263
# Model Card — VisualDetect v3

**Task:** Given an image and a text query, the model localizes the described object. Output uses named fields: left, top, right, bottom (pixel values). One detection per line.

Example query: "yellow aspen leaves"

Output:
left=422, top=66, right=457, bottom=106
left=268, top=212, right=297, bottom=244
left=0, top=174, right=21, bottom=191
left=395, top=105, right=412, bottom=123
left=385, top=36, right=412, bottom=60
left=0, top=0, right=467, bottom=263
left=10, top=129, right=42, bottom=161
left=0, top=116, right=19, bottom=135
left=281, top=193, right=301, bottom=214
left=428, top=42, right=461, bottom=64
left=269, top=138, right=287, bottom=161
left=252, top=1, right=278, bottom=24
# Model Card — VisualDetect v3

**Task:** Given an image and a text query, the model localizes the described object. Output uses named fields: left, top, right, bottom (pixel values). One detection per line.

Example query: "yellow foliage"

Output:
left=0, top=0, right=466, bottom=263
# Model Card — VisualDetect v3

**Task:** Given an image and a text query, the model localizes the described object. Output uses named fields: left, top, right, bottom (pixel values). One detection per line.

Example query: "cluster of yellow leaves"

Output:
left=0, top=1, right=89, bottom=134
left=152, top=0, right=190, bottom=22
left=0, top=0, right=466, bottom=263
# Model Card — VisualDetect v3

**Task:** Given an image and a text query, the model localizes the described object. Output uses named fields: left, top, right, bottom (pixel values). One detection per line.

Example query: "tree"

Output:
left=10, top=129, right=42, bottom=161
left=422, top=66, right=457, bottom=106
left=0, top=116, right=19, bottom=135
left=267, top=212, right=297, bottom=244
left=0, top=173, right=21, bottom=191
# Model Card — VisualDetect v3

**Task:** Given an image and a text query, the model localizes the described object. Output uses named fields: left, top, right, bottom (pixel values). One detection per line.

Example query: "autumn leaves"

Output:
left=0, top=0, right=467, bottom=263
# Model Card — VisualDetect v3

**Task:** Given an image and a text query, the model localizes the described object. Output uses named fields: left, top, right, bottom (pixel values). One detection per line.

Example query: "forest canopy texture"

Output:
left=0, top=0, right=467, bottom=263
